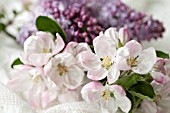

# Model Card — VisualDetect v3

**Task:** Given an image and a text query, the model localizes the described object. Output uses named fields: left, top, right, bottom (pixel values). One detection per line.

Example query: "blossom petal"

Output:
left=104, top=27, right=118, bottom=44
left=133, top=47, right=157, bottom=74
left=124, top=40, right=142, bottom=57
left=93, top=35, right=117, bottom=58
left=79, top=51, right=101, bottom=71
left=63, top=65, right=85, bottom=89
left=81, top=82, right=102, bottom=103
left=107, top=65, right=120, bottom=84
left=119, top=27, right=129, bottom=44
left=52, top=33, right=65, bottom=54
left=87, top=67, right=108, bottom=80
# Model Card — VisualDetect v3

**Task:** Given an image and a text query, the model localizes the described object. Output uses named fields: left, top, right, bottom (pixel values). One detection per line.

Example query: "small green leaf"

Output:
left=114, top=73, right=144, bottom=90
left=156, top=50, right=169, bottom=59
left=11, top=58, right=23, bottom=68
left=129, top=81, right=156, bottom=100
left=36, top=16, right=66, bottom=42
left=0, top=23, right=5, bottom=31
left=0, top=13, right=4, bottom=18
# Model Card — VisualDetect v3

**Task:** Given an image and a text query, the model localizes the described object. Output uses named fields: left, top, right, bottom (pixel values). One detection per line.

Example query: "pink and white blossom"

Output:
left=44, top=52, right=85, bottom=89
left=20, top=31, right=65, bottom=66
left=80, top=34, right=120, bottom=84
left=139, top=81, right=170, bottom=113
left=7, top=65, right=58, bottom=109
left=116, top=40, right=157, bottom=74
left=81, top=82, right=131, bottom=113
left=150, top=58, right=170, bottom=84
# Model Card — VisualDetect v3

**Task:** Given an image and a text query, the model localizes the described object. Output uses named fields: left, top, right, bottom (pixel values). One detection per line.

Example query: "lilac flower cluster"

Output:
left=18, top=0, right=165, bottom=45
left=41, top=0, right=104, bottom=44
left=102, top=0, right=165, bottom=41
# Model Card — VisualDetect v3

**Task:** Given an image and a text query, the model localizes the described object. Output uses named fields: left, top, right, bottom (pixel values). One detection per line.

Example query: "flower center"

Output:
left=42, top=48, right=50, bottom=53
left=127, top=57, right=137, bottom=67
left=101, top=56, right=113, bottom=70
left=32, top=75, right=41, bottom=83
left=100, top=90, right=111, bottom=100
left=57, top=63, right=68, bottom=76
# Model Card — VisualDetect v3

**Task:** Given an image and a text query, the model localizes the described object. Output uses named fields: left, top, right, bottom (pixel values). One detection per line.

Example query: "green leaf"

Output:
left=156, top=50, right=169, bottom=59
left=0, top=13, right=4, bottom=18
left=114, top=73, right=144, bottom=90
left=11, top=58, right=23, bottom=68
left=36, top=16, right=66, bottom=42
left=129, top=81, right=156, bottom=100
left=0, top=23, right=5, bottom=31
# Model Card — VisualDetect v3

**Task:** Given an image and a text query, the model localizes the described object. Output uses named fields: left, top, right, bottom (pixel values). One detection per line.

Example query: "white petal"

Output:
left=150, top=71, right=170, bottom=84
left=124, top=40, right=142, bottom=57
left=107, top=65, right=120, bottom=84
left=93, top=35, right=117, bottom=58
left=104, top=27, right=118, bottom=44
left=63, top=65, right=85, bottom=89
left=133, top=47, right=157, bottom=74
left=52, top=33, right=65, bottom=54
left=81, top=82, right=102, bottom=103
left=119, top=28, right=129, bottom=44
left=141, top=100, right=157, bottom=113
left=87, top=67, right=108, bottom=81
left=116, top=56, right=131, bottom=71
left=79, top=51, right=101, bottom=71
left=64, top=42, right=79, bottom=56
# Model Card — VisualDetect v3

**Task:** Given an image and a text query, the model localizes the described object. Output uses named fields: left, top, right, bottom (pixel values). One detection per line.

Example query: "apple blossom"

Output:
left=139, top=81, right=170, bottom=113
left=7, top=65, right=58, bottom=109
left=150, top=58, right=170, bottom=84
left=116, top=40, right=157, bottom=74
left=44, top=52, right=85, bottom=89
left=81, top=82, right=131, bottom=113
left=20, top=31, right=65, bottom=66
left=80, top=34, right=120, bottom=84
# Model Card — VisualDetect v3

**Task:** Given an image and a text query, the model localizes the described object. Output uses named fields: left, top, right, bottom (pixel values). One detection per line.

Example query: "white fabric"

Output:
left=0, top=82, right=100, bottom=113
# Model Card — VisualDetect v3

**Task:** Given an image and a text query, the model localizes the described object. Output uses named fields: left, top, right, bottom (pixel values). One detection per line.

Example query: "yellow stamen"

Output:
left=57, top=63, right=68, bottom=76
left=127, top=57, right=137, bottom=67
left=100, top=90, right=111, bottom=100
left=101, top=56, right=113, bottom=70
left=42, top=48, right=50, bottom=53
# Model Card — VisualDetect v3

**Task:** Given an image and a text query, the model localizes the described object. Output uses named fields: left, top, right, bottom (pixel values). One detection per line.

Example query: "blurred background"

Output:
left=0, top=0, right=170, bottom=84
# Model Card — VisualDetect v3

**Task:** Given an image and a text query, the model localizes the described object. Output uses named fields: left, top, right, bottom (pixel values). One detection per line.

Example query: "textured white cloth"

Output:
left=0, top=82, right=100, bottom=113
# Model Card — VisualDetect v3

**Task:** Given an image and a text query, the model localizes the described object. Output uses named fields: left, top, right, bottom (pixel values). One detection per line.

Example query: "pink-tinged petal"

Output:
left=28, top=92, right=41, bottom=109
left=116, top=56, right=131, bottom=71
left=111, top=85, right=131, bottom=113
left=116, top=46, right=129, bottom=57
left=41, top=89, right=57, bottom=108
left=24, top=35, right=44, bottom=54
left=150, top=71, right=170, bottom=84
left=81, top=82, right=103, bottom=103
left=36, top=31, right=54, bottom=50
left=28, top=53, right=52, bottom=66
left=63, top=65, right=85, bottom=89
left=104, top=27, right=118, bottom=44
left=79, top=51, right=101, bottom=71
left=107, top=65, right=120, bottom=84
left=119, top=27, right=129, bottom=44
left=124, top=40, right=142, bottom=57
left=115, top=96, right=131, bottom=113
left=93, top=35, right=117, bottom=58
left=87, top=67, right=108, bottom=81
left=52, top=33, right=65, bottom=54
left=141, top=100, right=157, bottom=113
left=7, top=69, right=33, bottom=91
left=133, top=47, right=157, bottom=74
left=64, top=42, right=79, bottom=55
left=165, top=59, right=170, bottom=76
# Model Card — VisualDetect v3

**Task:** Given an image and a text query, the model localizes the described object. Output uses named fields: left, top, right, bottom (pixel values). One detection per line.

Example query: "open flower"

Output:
left=116, top=40, right=157, bottom=74
left=150, top=58, right=170, bottom=84
left=81, top=82, right=131, bottom=113
left=7, top=65, right=58, bottom=109
left=139, top=81, right=170, bottom=113
left=44, top=52, right=85, bottom=89
left=80, top=34, right=120, bottom=84
left=20, top=31, right=65, bottom=66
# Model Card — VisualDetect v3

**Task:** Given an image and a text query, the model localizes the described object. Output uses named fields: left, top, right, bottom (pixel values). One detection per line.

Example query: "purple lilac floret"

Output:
left=18, top=0, right=165, bottom=45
